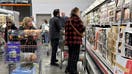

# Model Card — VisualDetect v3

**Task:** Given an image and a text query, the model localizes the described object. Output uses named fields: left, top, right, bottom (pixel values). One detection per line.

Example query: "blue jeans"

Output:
left=44, top=32, right=49, bottom=43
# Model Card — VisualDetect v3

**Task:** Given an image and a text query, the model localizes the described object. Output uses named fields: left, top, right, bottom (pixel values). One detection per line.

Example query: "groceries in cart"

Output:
left=21, top=53, right=37, bottom=62
left=19, top=30, right=41, bottom=62
left=20, top=35, right=37, bottom=53
left=6, top=30, right=42, bottom=74
left=20, top=62, right=34, bottom=70
left=11, top=63, right=36, bottom=74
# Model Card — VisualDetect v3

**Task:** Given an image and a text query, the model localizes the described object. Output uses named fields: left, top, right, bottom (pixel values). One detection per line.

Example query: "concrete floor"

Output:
left=41, top=44, right=85, bottom=74
left=42, top=56, right=65, bottom=74
left=0, top=56, right=8, bottom=74
left=41, top=43, right=66, bottom=74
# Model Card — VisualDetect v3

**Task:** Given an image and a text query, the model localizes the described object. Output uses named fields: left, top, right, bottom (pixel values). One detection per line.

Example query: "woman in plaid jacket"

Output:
left=65, top=7, right=85, bottom=74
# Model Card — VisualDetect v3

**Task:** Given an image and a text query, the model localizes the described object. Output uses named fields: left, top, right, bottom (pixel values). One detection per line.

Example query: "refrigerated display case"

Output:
left=82, top=0, right=132, bottom=74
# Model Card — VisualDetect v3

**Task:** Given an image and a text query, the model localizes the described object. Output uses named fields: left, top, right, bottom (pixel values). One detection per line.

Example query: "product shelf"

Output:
left=114, top=60, right=129, bottom=73
left=85, top=40, right=114, bottom=74
left=125, top=44, right=132, bottom=50
left=82, top=0, right=132, bottom=73
left=85, top=51, right=101, bottom=74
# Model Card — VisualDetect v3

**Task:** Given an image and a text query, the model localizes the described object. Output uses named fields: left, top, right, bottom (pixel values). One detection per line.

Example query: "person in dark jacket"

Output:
left=49, top=9, right=61, bottom=66
left=5, top=17, right=17, bottom=42
left=65, top=7, right=85, bottom=74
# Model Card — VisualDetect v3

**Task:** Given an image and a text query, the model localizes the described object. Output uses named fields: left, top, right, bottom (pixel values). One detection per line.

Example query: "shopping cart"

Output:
left=6, top=30, right=42, bottom=74
left=0, top=35, right=5, bottom=59
left=19, top=44, right=42, bottom=74
left=59, top=40, right=68, bottom=69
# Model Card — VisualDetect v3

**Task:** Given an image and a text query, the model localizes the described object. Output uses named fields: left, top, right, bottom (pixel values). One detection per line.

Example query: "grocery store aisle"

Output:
left=41, top=44, right=65, bottom=74
left=41, top=56, right=65, bottom=74
left=41, top=44, right=85, bottom=74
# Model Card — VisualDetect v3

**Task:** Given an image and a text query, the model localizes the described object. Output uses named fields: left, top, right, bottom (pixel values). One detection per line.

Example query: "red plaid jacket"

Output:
left=65, top=15, right=85, bottom=45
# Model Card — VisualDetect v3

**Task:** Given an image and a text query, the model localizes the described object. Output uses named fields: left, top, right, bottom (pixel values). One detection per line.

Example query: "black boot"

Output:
left=65, top=66, right=69, bottom=73
left=69, top=72, right=79, bottom=74
left=50, top=62, right=59, bottom=67
left=65, top=69, right=69, bottom=74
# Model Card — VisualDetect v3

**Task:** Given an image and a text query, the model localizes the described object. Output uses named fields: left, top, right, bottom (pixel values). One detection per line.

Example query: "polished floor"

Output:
left=41, top=44, right=65, bottom=74
left=0, top=55, right=8, bottom=74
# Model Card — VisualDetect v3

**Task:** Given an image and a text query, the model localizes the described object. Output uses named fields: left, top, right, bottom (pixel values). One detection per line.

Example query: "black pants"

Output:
left=66, top=44, right=80, bottom=74
left=51, top=38, right=59, bottom=63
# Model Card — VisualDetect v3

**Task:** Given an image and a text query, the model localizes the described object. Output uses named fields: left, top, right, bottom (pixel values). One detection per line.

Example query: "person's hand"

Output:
left=83, top=32, right=85, bottom=36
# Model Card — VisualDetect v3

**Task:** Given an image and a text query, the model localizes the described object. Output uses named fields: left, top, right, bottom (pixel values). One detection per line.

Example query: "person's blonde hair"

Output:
left=22, top=17, right=32, bottom=27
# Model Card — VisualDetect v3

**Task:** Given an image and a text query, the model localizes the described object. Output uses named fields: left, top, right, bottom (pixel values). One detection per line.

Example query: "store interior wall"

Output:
left=32, top=0, right=95, bottom=24
left=36, top=14, right=51, bottom=27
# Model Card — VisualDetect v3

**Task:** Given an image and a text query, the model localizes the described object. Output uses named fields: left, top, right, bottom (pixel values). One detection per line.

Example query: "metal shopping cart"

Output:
left=6, top=30, right=42, bottom=74
left=0, top=35, right=5, bottom=59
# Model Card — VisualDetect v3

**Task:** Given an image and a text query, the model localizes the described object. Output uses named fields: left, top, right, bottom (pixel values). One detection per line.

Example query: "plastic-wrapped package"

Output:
left=11, top=63, right=35, bottom=74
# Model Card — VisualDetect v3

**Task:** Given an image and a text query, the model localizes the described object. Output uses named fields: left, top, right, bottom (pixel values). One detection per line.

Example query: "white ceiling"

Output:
left=32, top=0, right=95, bottom=19
left=32, top=0, right=95, bottom=10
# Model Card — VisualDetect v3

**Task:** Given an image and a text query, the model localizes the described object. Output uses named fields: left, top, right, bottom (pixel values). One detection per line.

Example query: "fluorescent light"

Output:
left=82, top=0, right=106, bottom=16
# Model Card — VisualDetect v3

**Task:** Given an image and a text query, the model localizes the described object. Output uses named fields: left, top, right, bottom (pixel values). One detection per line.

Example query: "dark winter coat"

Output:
left=19, top=26, right=36, bottom=30
left=49, top=16, right=61, bottom=40
left=5, top=24, right=17, bottom=42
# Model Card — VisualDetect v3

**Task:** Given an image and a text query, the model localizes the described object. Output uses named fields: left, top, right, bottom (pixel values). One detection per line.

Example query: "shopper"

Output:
left=5, top=17, right=17, bottom=42
left=65, top=7, right=85, bottom=74
left=49, top=9, right=61, bottom=66
left=19, top=17, right=37, bottom=53
left=61, top=12, right=68, bottom=28
left=40, top=19, right=49, bottom=43
left=19, top=17, right=36, bottom=30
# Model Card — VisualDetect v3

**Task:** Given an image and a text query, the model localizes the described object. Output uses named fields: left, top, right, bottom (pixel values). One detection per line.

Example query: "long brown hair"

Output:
left=71, top=7, right=79, bottom=17
left=44, top=19, right=48, bottom=24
